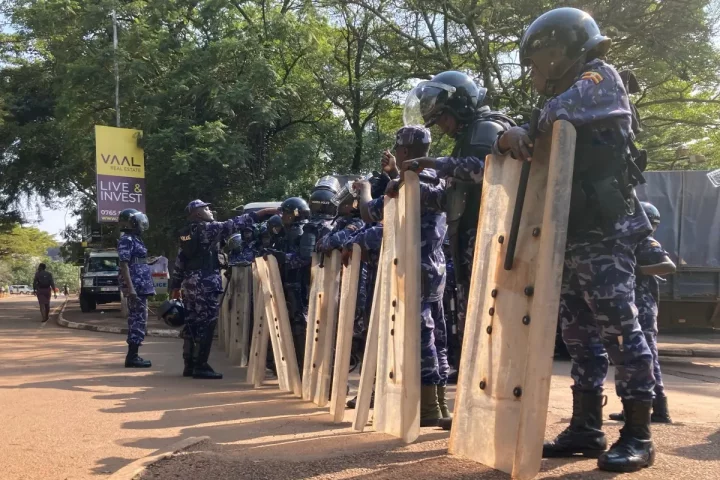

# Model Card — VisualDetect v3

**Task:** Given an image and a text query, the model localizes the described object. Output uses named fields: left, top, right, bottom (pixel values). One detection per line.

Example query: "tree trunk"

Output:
left=351, top=126, right=363, bottom=173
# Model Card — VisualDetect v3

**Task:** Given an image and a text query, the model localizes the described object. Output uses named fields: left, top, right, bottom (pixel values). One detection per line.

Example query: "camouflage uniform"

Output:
left=347, top=223, right=383, bottom=338
left=118, top=234, right=156, bottom=345
left=367, top=168, right=448, bottom=385
left=532, top=59, right=654, bottom=401
left=229, top=245, right=255, bottom=266
left=171, top=212, right=260, bottom=341
left=635, top=236, right=668, bottom=397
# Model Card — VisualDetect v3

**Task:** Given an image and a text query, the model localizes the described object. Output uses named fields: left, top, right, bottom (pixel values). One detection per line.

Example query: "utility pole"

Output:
left=112, top=9, right=120, bottom=128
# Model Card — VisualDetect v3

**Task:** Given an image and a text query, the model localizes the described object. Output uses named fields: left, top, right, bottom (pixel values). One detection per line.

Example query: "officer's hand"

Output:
left=401, top=157, right=435, bottom=173
left=385, top=179, right=400, bottom=199
left=352, top=180, right=371, bottom=197
left=171, top=288, right=181, bottom=300
left=381, top=150, right=399, bottom=177
left=127, top=289, right=138, bottom=301
left=500, top=126, right=533, bottom=162
left=257, top=207, right=279, bottom=219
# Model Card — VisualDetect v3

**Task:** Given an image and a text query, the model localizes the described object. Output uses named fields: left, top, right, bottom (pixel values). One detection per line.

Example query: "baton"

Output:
left=504, top=107, right=541, bottom=271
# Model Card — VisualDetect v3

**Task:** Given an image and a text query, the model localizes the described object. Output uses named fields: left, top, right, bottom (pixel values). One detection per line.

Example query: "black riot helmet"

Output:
left=267, top=214, right=284, bottom=235
left=227, top=233, right=244, bottom=252
left=280, top=197, right=310, bottom=225
left=520, top=8, right=611, bottom=94
left=118, top=208, right=149, bottom=234
left=404, top=71, right=486, bottom=127
left=158, top=299, right=185, bottom=327
left=641, top=202, right=661, bottom=226
left=310, top=175, right=341, bottom=218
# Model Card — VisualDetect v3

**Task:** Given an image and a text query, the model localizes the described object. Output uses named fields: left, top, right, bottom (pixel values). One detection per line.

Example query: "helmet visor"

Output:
left=403, top=81, right=456, bottom=127
left=135, top=213, right=149, bottom=232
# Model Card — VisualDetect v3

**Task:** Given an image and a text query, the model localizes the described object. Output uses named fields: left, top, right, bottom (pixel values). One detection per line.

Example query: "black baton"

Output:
left=504, top=107, right=541, bottom=271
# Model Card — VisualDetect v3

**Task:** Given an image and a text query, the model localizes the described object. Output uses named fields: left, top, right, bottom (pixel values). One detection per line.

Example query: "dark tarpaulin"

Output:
left=636, top=171, right=720, bottom=269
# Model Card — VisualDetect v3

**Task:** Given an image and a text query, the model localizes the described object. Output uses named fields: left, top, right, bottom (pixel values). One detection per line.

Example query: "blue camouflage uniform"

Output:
left=282, top=221, right=314, bottom=366
left=635, top=236, right=668, bottom=397
left=347, top=223, right=383, bottom=339
left=229, top=245, right=256, bottom=265
left=171, top=212, right=259, bottom=341
left=366, top=168, right=448, bottom=386
left=495, top=59, right=654, bottom=400
left=118, top=234, right=156, bottom=345
left=318, top=216, right=368, bottom=341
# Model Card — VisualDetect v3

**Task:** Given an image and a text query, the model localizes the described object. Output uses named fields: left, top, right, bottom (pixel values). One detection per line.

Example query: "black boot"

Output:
left=609, top=410, right=625, bottom=421
left=182, top=337, right=194, bottom=377
left=192, top=328, right=223, bottom=379
left=598, top=399, right=655, bottom=472
left=420, top=385, right=442, bottom=427
left=346, top=389, right=374, bottom=409
left=437, top=384, right=453, bottom=430
left=125, top=343, right=151, bottom=368
left=651, top=396, right=672, bottom=424
left=543, top=390, right=607, bottom=458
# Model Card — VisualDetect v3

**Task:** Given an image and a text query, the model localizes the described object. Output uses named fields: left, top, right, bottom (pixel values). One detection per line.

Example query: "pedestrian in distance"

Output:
left=33, top=263, right=57, bottom=323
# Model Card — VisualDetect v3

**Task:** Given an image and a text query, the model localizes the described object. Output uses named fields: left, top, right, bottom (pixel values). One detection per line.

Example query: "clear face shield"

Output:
left=403, top=81, right=456, bottom=127
left=331, top=173, right=373, bottom=207
left=314, top=175, right=341, bottom=195
left=135, top=213, right=149, bottom=232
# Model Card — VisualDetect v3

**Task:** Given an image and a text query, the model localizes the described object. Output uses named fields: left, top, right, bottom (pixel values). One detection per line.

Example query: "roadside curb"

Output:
left=57, top=300, right=181, bottom=338
left=659, top=347, right=720, bottom=359
left=108, top=436, right=210, bottom=480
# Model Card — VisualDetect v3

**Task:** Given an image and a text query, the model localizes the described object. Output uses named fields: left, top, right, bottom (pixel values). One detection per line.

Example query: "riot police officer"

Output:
left=499, top=8, right=655, bottom=472
left=401, top=70, right=515, bottom=389
left=278, top=197, right=313, bottom=369
left=117, top=208, right=154, bottom=368
left=170, top=200, right=276, bottom=379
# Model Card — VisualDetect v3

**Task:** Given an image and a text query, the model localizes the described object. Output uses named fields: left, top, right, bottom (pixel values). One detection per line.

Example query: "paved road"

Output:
left=2, top=296, right=719, bottom=479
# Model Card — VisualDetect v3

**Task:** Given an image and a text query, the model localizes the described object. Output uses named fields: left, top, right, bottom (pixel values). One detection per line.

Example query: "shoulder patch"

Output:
left=581, top=71, right=604, bottom=84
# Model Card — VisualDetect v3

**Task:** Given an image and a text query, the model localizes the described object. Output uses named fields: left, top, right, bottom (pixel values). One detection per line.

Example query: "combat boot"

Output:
left=420, top=385, right=442, bottom=427
left=438, top=384, right=451, bottom=418
left=182, top=336, right=194, bottom=377
left=543, top=390, right=607, bottom=458
left=125, top=343, right=151, bottom=368
left=346, top=389, right=374, bottom=409
left=598, top=399, right=655, bottom=472
left=650, top=396, right=672, bottom=424
left=192, top=329, right=223, bottom=379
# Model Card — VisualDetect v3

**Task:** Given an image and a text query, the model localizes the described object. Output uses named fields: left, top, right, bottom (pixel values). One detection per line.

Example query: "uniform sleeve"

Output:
left=319, top=219, right=363, bottom=251
left=636, top=237, right=668, bottom=266
left=434, top=157, right=485, bottom=184
left=367, top=197, right=385, bottom=222
left=170, top=249, right=186, bottom=289
left=350, top=225, right=383, bottom=251
left=419, top=179, right=447, bottom=212
left=204, top=213, right=259, bottom=243
left=117, top=236, right=133, bottom=263
left=538, top=63, right=631, bottom=133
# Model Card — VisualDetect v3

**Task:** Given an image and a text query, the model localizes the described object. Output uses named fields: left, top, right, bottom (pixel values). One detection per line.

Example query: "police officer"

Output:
left=610, top=202, right=676, bottom=424
left=309, top=175, right=341, bottom=241
left=170, top=200, right=276, bottom=379
left=117, top=208, right=154, bottom=368
left=357, top=125, right=449, bottom=427
left=277, top=197, right=313, bottom=369
left=227, top=226, right=256, bottom=266
left=498, top=8, right=655, bottom=472
left=401, top=70, right=515, bottom=382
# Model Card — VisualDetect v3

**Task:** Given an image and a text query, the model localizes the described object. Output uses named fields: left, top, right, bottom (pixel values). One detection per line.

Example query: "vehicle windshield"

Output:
left=87, top=257, right=119, bottom=272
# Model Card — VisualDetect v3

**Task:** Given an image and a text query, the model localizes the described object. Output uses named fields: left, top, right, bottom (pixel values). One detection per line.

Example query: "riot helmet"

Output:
left=404, top=71, right=486, bottom=127
left=259, top=225, right=273, bottom=247
left=241, top=225, right=255, bottom=241
left=314, top=175, right=341, bottom=194
left=118, top=208, right=149, bottom=234
left=280, top=197, right=310, bottom=225
left=520, top=8, right=610, bottom=95
left=267, top=214, right=284, bottom=235
left=310, top=189, right=338, bottom=218
left=158, top=299, right=185, bottom=327
left=641, top=202, right=661, bottom=226
left=227, top=233, right=244, bottom=252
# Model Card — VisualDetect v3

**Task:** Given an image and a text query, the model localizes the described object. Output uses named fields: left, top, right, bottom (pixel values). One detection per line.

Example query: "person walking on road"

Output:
left=117, top=208, right=155, bottom=369
left=33, top=263, right=57, bottom=322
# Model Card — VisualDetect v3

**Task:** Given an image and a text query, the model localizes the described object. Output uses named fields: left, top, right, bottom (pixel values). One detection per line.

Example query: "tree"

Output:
left=0, top=224, right=57, bottom=258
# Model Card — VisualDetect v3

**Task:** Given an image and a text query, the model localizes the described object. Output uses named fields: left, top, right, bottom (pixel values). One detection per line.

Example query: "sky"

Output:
left=26, top=203, right=77, bottom=241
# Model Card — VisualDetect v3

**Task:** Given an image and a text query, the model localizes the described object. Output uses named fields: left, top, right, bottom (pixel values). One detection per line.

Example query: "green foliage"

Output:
left=0, top=224, right=58, bottom=258
left=0, top=0, right=718, bottom=253
left=0, top=255, right=79, bottom=289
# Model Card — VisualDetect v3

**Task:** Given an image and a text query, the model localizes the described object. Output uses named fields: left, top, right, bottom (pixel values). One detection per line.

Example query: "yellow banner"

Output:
left=95, top=125, right=145, bottom=178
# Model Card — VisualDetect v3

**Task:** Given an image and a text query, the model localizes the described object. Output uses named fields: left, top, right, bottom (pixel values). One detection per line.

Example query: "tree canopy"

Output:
left=1, top=0, right=719, bottom=254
